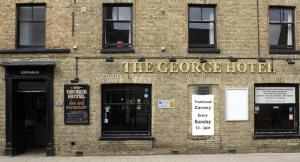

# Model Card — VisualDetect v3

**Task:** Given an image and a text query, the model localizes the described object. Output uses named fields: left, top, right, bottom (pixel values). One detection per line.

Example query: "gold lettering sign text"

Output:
left=122, top=62, right=274, bottom=73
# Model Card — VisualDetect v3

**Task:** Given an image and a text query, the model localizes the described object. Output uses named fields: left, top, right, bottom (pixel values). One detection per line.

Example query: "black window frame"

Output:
left=188, top=5, right=217, bottom=49
left=101, top=84, right=151, bottom=137
left=254, top=84, right=299, bottom=137
left=269, top=7, right=295, bottom=50
left=102, top=4, right=133, bottom=50
left=16, top=4, right=46, bottom=49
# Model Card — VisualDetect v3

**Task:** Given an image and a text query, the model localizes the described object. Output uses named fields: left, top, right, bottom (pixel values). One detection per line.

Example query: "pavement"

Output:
left=1, top=153, right=300, bottom=162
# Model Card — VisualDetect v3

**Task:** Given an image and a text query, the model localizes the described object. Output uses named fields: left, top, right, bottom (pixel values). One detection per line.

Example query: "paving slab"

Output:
left=1, top=153, right=300, bottom=162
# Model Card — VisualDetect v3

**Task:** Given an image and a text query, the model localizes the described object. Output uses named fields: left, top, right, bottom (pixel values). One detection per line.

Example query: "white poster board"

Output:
left=192, top=95, right=214, bottom=136
left=225, top=88, right=248, bottom=121
left=255, top=87, right=295, bottom=104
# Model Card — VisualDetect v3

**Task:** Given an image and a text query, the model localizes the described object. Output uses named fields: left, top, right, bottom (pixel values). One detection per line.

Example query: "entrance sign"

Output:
left=225, top=88, right=248, bottom=121
left=64, top=84, right=89, bottom=124
left=255, top=87, right=295, bottom=104
left=192, top=95, right=214, bottom=136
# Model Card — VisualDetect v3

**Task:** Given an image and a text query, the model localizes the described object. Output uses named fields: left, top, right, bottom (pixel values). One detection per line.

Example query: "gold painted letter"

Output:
left=123, top=62, right=131, bottom=73
left=158, top=62, right=168, bottom=73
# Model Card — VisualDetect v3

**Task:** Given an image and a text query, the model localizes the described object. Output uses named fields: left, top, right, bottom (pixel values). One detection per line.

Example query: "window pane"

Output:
left=189, top=23, right=214, bottom=45
left=269, top=24, right=281, bottom=45
left=111, top=91, right=126, bottom=103
left=189, top=7, right=201, bottom=21
left=102, top=85, right=151, bottom=135
left=105, top=22, right=130, bottom=44
left=255, top=85, right=298, bottom=134
left=269, top=9, right=281, bottom=22
left=283, top=9, right=293, bottom=23
left=287, top=24, right=293, bottom=46
left=104, top=105, right=149, bottom=131
left=105, top=6, right=118, bottom=20
left=270, top=24, right=291, bottom=46
left=202, top=8, right=214, bottom=21
left=33, top=6, right=45, bottom=21
left=118, top=7, right=131, bottom=20
left=19, top=6, right=32, bottom=21
left=255, top=105, right=295, bottom=130
left=19, top=22, right=45, bottom=46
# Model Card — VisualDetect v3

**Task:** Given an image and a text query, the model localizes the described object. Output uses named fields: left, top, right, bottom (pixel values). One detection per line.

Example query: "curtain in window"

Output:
left=209, top=11, right=214, bottom=45
left=287, top=13, right=292, bottom=46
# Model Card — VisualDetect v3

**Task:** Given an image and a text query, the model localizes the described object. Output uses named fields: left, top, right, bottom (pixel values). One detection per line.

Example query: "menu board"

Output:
left=64, top=84, right=89, bottom=124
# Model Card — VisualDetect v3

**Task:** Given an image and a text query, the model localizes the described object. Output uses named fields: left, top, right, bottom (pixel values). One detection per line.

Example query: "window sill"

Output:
left=188, top=48, right=220, bottom=53
left=99, top=136, right=154, bottom=141
left=253, top=134, right=300, bottom=139
left=189, top=136, right=214, bottom=140
left=269, top=49, right=300, bottom=54
left=101, top=47, right=135, bottom=53
left=0, top=48, right=71, bottom=54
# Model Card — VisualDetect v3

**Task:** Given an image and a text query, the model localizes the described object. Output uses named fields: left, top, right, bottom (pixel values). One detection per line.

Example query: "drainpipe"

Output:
left=257, top=0, right=261, bottom=59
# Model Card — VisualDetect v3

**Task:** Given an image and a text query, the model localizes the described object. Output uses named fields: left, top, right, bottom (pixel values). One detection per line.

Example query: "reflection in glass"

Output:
left=189, top=7, right=201, bottom=21
left=118, top=7, right=131, bottom=20
left=269, top=8, right=293, bottom=48
left=102, top=85, right=151, bottom=135
left=269, top=9, right=280, bottom=22
left=104, top=5, right=132, bottom=48
left=188, top=6, right=215, bottom=48
left=202, top=8, right=214, bottom=21
left=189, top=23, right=214, bottom=45
left=18, top=5, right=45, bottom=47
left=105, top=22, right=130, bottom=44
left=270, top=24, right=292, bottom=46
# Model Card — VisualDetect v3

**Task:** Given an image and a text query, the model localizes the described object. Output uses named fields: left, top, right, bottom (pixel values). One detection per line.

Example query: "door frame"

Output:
left=2, top=62, right=55, bottom=156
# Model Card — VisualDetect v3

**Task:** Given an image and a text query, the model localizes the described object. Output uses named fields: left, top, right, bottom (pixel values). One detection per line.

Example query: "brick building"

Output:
left=0, top=0, right=300, bottom=156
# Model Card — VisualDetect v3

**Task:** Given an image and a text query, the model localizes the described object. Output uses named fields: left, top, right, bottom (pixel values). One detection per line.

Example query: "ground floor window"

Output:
left=101, top=84, right=151, bottom=137
left=254, top=84, right=299, bottom=136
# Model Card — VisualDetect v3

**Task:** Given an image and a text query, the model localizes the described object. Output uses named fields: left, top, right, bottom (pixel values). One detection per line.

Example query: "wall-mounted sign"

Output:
left=20, top=70, right=40, bottom=75
left=64, top=84, right=89, bottom=124
left=122, top=62, right=274, bottom=74
left=225, top=88, right=248, bottom=121
left=255, top=87, right=295, bottom=104
left=192, top=95, right=214, bottom=136
left=158, top=99, right=175, bottom=109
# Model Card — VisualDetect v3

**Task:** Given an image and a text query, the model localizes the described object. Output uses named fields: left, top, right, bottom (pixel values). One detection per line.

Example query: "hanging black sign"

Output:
left=64, top=84, right=89, bottom=124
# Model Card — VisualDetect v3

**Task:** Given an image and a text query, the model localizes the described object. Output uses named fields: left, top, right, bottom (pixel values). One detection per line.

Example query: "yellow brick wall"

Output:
left=0, top=0, right=300, bottom=155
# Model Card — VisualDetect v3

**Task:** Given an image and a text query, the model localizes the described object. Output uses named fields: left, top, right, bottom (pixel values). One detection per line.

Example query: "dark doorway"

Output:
left=13, top=80, right=48, bottom=155
left=2, top=61, right=55, bottom=156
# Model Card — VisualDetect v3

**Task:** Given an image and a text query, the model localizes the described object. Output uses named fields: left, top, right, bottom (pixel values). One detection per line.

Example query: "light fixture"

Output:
left=71, top=77, right=79, bottom=83
left=138, top=56, right=145, bottom=62
left=169, top=56, right=177, bottom=62
left=286, top=58, right=295, bottom=65
left=229, top=57, right=237, bottom=62
left=200, top=57, right=207, bottom=63
left=106, top=56, right=114, bottom=62
left=258, top=57, right=266, bottom=62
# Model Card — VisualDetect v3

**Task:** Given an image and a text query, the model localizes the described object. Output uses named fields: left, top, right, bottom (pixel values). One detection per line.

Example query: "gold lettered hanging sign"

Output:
left=64, top=84, right=89, bottom=124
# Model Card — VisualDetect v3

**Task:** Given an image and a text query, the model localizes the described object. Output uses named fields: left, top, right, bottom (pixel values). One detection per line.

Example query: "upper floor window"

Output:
left=188, top=6, right=216, bottom=49
left=103, top=4, right=132, bottom=49
left=17, top=4, right=46, bottom=48
left=269, top=8, right=294, bottom=49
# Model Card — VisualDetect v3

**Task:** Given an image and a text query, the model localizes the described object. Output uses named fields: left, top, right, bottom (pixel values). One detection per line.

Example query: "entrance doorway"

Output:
left=13, top=80, right=48, bottom=155
left=2, top=61, right=55, bottom=156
